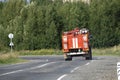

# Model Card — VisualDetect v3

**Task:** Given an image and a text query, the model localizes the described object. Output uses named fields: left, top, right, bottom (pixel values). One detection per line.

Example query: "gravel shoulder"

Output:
left=63, top=56, right=120, bottom=80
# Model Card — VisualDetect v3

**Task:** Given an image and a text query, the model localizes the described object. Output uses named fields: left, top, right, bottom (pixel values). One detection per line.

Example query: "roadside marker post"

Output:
left=8, top=33, right=14, bottom=53
left=117, top=62, right=120, bottom=80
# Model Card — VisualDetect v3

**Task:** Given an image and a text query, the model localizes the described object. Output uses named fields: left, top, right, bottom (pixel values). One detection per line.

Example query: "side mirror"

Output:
left=89, top=35, right=93, bottom=39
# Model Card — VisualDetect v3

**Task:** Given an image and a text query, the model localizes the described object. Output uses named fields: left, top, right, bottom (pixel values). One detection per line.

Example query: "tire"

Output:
left=85, top=46, right=92, bottom=60
left=65, top=55, right=72, bottom=61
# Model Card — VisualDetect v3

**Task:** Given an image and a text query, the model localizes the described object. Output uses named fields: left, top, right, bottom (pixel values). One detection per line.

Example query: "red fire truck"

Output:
left=62, top=28, right=92, bottom=61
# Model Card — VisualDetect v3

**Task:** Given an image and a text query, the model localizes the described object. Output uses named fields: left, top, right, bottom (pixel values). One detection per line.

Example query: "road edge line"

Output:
left=0, top=62, right=56, bottom=77
left=57, top=74, right=67, bottom=80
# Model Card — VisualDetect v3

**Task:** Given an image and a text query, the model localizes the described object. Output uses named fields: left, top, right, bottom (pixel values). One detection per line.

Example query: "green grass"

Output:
left=0, top=45, right=120, bottom=64
left=0, top=49, right=62, bottom=65
left=92, top=45, right=120, bottom=56
left=17, top=49, right=63, bottom=55
left=0, top=53, right=26, bottom=65
left=17, top=45, right=120, bottom=56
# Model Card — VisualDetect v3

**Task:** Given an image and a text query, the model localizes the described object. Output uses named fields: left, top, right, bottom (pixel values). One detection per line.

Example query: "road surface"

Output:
left=0, top=56, right=119, bottom=80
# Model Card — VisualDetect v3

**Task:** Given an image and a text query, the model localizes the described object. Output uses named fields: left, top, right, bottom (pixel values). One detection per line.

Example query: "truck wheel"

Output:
left=85, top=46, right=92, bottom=60
left=65, top=55, right=72, bottom=61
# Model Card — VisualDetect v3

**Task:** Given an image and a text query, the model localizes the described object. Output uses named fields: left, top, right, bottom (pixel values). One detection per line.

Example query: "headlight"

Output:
left=80, top=28, right=88, bottom=34
left=85, top=30, right=87, bottom=33
left=82, top=30, right=85, bottom=34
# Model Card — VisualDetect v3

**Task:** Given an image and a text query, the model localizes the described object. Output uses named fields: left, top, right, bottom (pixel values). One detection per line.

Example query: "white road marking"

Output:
left=57, top=74, right=67, bottom=80
left=0, top=62, right=56, bottom=76
left=30, top=59, right=49, bottom=62
left=71, top=67, right=79, bottom=73
left=71, top=61, right=92, bottom=73
left=85, top=62, right=90, bottom=65
left=117, top=62, right=120, bottom=80
left=0, top=70, right=24, bottom=76
left=86, top=60, right=93, bottom=65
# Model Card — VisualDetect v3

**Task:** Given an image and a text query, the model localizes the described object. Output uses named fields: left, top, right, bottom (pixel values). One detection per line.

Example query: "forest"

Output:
left=0, top=0, right=120, bottom=51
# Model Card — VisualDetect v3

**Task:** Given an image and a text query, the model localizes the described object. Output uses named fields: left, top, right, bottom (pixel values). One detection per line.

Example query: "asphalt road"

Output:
left=0, top=56, right=119, bottom=80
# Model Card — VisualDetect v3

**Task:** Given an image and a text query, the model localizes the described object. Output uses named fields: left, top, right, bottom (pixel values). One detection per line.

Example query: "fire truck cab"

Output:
left=62, top=28, right=92, bottom=61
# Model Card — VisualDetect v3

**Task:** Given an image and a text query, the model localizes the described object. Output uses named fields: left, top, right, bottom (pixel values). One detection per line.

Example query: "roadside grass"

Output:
left=92, top=45, right=120, bottom=56
left=0, top=45, right=120, bottom=64
left=0, top=53, right=26, bottom=65
left=17, top=45, right=120, bottom=56
left=17, top=49, right=63, bottom=55
left=0, top=49, right=62, bottom=65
